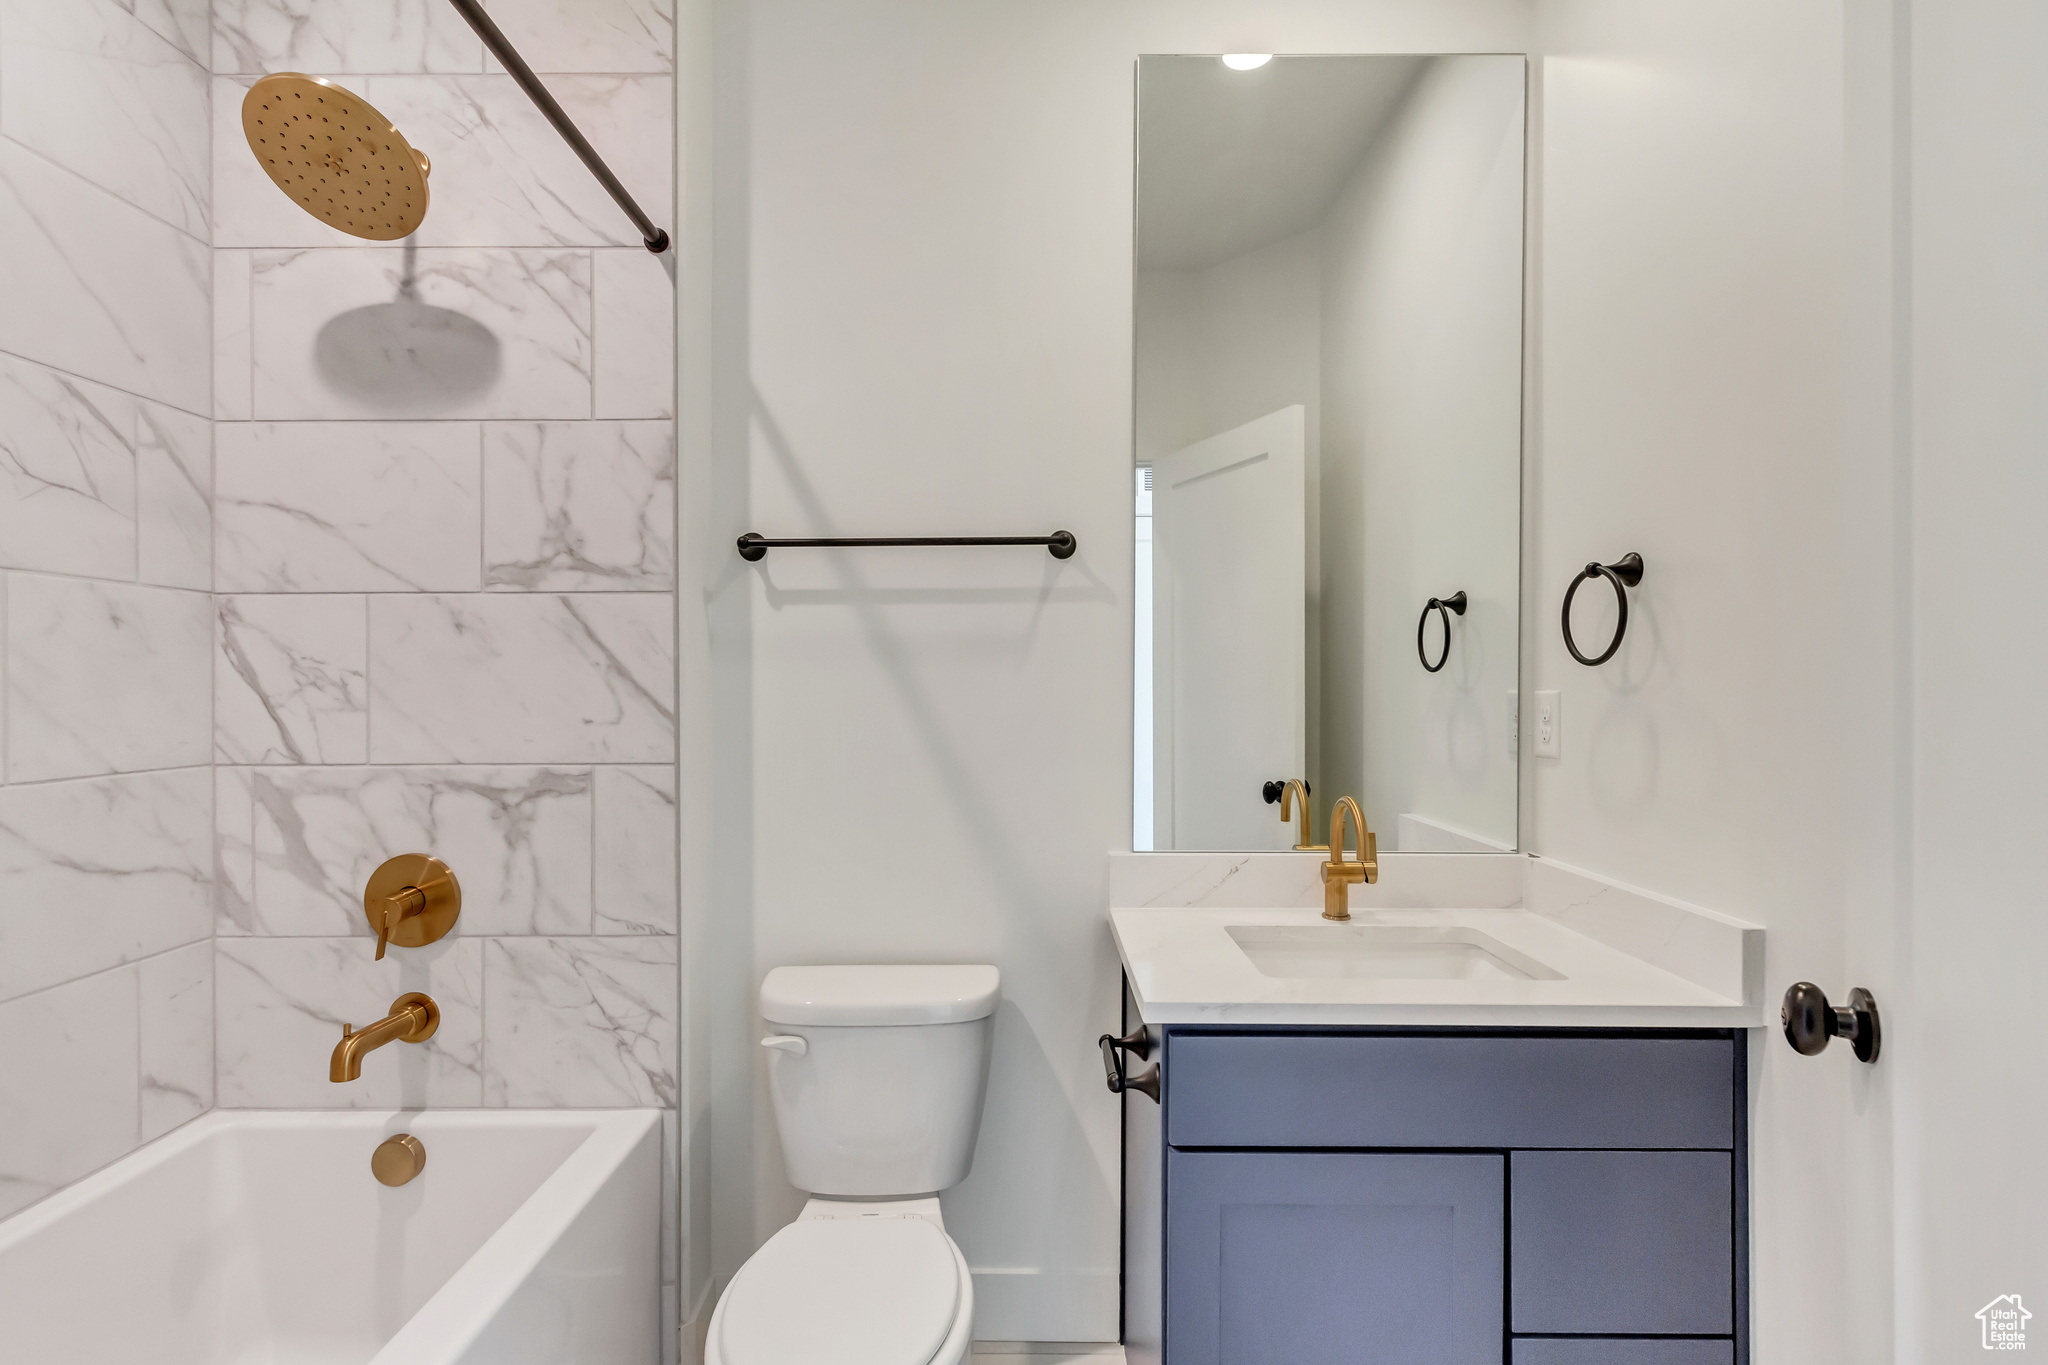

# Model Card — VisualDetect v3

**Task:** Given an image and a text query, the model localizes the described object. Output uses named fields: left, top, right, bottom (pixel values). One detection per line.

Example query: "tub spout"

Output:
left=330, top=993, right=439, bottom=1082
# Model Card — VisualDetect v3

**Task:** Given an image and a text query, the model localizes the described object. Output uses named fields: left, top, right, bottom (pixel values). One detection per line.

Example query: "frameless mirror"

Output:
left=1133, top=54, right=1526, bottom=853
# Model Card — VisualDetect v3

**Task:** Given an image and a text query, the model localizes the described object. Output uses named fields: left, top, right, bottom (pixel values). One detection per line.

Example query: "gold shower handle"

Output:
left=363, top=855, right=461, bottom=960
left=374, top=886, right=428, bottom=961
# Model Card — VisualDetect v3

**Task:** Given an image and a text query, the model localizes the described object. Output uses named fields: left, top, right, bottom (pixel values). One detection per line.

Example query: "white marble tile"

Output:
left=217, top=766, right=257, bottom=928
left=214, top=248, right=255, bottom=420
left=362, top=74, right=674, bottom=249
left=215, top=421, right=481, bottom=592
left=6, top=576, right=211, bottom=781
left=483, top=0, right=673, bottom=74
left=484, top=421, right=673, bottom=589
left=594, top=765, right=676, bottom=934
left=216, top=936, right=484, bottom=1108
left=251, top=247, right=592, bottom=420
left=0, top=355, right=137, bottom=580
left=0, top=770, right=212, bottom=1001
left=213, top=0, right=482, bottom=74
left=369, top=594, right=673, bottom=762
left=139, top=941, right=212, bottom=1139
left=0, top=0, right=211, bottom=238
left=0, top=967, right=139, bottom=1220
left=0, top=142, right=210, bottom=414
left=123, top=0, right=210, bottom=67
left=243, top=766, right=592, bottom=935
left=483, top=936, right=677, bottom=1107
left=216, top=595, right=369, bottom=764
left=593, top=249, right=674, bottom=419
left=135, top=399, right=211, bottom=590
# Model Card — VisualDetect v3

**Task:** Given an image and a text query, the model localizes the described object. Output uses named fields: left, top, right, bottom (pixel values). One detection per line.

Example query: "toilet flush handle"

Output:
left=761, top=1035, right=808, bottom=1057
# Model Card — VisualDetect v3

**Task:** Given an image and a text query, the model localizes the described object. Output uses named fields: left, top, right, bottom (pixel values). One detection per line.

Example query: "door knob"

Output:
left=1782, top=982, right=1881, bottom=1063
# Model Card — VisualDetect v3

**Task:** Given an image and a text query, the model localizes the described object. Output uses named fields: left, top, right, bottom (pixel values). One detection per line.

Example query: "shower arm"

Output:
left=442, top=0, right=670, bottom=253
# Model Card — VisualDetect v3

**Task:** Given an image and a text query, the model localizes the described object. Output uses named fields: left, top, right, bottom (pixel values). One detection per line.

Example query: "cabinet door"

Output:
left=1511, top=1151, right=1734, bottom=1335
left=1166, top=1150, right=1503, bottom=1365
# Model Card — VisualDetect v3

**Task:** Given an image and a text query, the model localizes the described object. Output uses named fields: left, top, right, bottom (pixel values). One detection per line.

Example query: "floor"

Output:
left=970, top=1349, right=1126, bottom=1365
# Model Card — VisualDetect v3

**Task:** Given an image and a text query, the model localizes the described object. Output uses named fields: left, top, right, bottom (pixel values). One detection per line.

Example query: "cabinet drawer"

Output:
left=1167, top=1034, right=1735, bottom=1150
left=1514, top=1341, right=1734, bottom=1365
left=1511, top=1151, right=1734, bottom=1335
left=1166, top=1150, right=1503, bottom=1365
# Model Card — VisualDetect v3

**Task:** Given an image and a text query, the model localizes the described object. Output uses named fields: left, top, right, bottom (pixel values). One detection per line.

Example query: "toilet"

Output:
left=706, top=964, right=1001, bottom=1365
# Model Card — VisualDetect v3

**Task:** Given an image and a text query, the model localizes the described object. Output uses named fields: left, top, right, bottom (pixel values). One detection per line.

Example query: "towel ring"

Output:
left=1416, top=591, right=1467, bottom=672
left=1561, top=553, right=1644, bottom=666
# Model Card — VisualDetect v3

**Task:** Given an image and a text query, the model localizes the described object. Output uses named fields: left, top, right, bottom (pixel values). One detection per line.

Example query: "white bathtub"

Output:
left=0, top=1109, right=662, bottom=1365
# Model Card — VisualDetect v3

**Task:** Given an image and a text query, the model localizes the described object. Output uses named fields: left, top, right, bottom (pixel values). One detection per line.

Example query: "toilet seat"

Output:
left=713, top=1216, right=972, bottom=1365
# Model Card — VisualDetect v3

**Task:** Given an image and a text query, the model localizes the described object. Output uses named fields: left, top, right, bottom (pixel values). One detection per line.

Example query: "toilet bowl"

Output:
left=706, top=964, right=1000, bottom=1365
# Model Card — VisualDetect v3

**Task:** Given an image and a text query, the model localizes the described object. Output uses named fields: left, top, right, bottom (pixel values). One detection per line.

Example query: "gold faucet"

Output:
left=1278, top=779, right=1327, bottom=851
left=331, top=992, right=439, bottom=1083
left=1321, top=797, right=1378, bottom=921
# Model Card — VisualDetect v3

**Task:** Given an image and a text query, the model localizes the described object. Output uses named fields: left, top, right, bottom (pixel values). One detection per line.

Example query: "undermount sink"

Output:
left=1226, top=924, right=1566, bottom=982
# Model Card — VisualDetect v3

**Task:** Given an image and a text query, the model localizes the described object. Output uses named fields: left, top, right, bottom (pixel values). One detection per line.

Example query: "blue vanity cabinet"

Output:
left=1124, top=1024, right=1748, bottom=1365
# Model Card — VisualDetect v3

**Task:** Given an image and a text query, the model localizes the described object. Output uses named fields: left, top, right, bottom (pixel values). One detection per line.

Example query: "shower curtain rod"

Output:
left=443, top=0, right=671, bottom=253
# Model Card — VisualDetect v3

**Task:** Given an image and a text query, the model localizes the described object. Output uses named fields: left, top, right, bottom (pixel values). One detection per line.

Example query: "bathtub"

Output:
left=0, top=1109, right=661, bottom=1365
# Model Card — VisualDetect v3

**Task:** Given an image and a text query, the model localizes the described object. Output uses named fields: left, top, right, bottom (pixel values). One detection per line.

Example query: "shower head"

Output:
left=242, top=73, right=431, bottom=241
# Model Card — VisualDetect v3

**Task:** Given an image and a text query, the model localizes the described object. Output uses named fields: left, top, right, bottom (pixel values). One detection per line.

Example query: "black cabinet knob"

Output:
left=1782, top=982, right=1881, bottom=1063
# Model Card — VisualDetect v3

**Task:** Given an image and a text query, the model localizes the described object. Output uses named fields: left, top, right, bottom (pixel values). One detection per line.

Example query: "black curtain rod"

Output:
left=443, top=0, right=671, bottom=253
left=737, top=532, right=1078, bottom=562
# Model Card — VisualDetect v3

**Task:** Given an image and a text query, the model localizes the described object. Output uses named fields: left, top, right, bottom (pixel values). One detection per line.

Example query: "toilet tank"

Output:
left=760, top=965, right=999, bottom=1197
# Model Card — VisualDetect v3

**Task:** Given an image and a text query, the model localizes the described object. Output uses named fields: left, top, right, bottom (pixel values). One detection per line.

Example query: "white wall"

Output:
left=1893, top=0, right=2048, bottom=1351
left=1135, top=230, right=1323, bottom=814
left=695, top=0, right=1532, bottom=1341
left=1320, top=55, right=1525, bottom=850
left=1134, top=230, right=1324, bottom=470
left=1529, top=2, right=1854, bottom=1359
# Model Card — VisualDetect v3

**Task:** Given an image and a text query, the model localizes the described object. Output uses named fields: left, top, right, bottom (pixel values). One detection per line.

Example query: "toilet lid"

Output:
left=719, top=1218, right=962, bottom=1365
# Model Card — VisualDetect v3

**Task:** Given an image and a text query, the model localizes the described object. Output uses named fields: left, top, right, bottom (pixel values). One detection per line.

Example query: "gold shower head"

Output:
left=242, top=73, right=431, bottom=240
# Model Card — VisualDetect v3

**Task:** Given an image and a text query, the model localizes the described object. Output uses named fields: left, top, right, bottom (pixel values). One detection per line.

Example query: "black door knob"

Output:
left=1782, top=982, right=1881, bottom=1063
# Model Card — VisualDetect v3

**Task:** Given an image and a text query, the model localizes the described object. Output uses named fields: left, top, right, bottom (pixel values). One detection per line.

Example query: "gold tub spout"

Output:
left=331, top=992, right=439, bottom=1083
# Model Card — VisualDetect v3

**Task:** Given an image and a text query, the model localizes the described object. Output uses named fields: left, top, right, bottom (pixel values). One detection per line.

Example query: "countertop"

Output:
left=1107, top=853, right=1765, bottom=1029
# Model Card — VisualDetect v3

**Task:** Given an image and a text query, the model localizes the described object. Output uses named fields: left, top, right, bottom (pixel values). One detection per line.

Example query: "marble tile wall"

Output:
left=206, top=0, right=680, bottom=1339
left=0, top=0, right=216, bottom=1220
left=0, top=8, right=679, bottom=1316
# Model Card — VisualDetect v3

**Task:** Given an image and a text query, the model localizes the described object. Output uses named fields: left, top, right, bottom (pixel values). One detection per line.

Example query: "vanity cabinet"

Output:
left=1122, top=1025, right=1748, bottom=1365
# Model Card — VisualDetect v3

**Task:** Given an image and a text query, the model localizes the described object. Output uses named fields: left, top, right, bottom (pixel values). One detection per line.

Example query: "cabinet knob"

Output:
left=1782, top=982, right=1881, bottom=1063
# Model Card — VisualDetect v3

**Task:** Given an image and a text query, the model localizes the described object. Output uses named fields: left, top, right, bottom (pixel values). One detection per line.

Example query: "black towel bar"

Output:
left=737, top=531, right=1077, bottom=562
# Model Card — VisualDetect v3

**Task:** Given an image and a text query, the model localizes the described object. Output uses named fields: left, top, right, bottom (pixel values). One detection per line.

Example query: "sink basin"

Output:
left=1226, top=924, right=1566, bottom=982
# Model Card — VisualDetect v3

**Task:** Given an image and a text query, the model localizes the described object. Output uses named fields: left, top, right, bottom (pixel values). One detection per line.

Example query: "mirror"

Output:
left=1133, top=54, right=1526, bottom=853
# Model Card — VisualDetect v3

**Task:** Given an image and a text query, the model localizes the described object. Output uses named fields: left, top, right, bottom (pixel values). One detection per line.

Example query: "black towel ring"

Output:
left=1416, top=591, right=1467, bottom=672
left=1561, top=553, right=1645, bottom=666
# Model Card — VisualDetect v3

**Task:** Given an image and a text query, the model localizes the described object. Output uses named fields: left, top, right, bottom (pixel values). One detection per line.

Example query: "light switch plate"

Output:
left=1534, top=690, right=1560, bottom=757
left=1507, top=690, right=1519, bottom=756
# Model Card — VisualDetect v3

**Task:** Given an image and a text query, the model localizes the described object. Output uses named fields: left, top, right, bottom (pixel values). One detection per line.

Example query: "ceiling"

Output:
left=1136, top=55, right=1427, bottom=272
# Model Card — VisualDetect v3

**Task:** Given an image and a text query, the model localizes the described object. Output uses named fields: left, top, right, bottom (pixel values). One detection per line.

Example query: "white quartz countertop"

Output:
left=1111, top=864, right=1765, bottom=1029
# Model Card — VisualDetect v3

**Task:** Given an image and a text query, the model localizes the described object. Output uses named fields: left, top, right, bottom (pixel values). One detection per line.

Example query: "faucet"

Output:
left=1278, top=779, right=1327, bottom=851
left=331, top=992, right=439, bottom=1083
left=1321, top=796, right=1379, bottom=921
